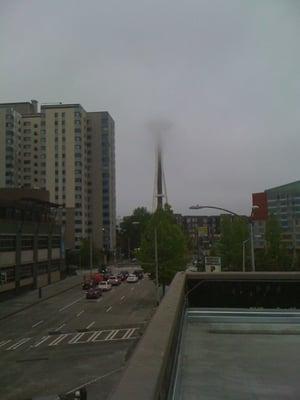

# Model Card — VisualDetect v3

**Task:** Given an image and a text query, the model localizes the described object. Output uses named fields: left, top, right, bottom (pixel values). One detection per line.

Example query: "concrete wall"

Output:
left=110, top=272, right=186, bottom=400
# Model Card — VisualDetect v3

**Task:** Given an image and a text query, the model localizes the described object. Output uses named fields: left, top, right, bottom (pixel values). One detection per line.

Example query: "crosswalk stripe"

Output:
left=104, top=330, right=118, bottom=341
left=48, top=334, right=69, bottom=347
left=0, top=339, right=12, bottom=348
left=33, top=336, right=50, bottom=348
left=6, top=338, right=31, bottom=350
left=107, top=330, right=119, bottom=340
left=69, top=332, right=85, bottom=344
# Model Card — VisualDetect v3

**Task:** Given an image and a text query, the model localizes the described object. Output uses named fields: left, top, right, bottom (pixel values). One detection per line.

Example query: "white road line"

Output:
left=122, top=328, right=137, bottom=339
left=120, top=296, right=125, bottom=301
left=76, top=310, right=84, bottom=317
left=107, top=330, right=119, bottom=341
left=0, top=339, right=12, bottom=348
left=33, top=336, right=50, bottom=348
left=6, top=338, right=31, bottom=351
left=86, top=321, right=95, bottom=329
left=59, top=296, right=84, bottom=312
left=106, top=306, right=112, bottom=313
left=48, top=334, right=69, bottom=347
left=66, top=367, right=123, bottom=394
left=32, top=320, right=44, bottom=328
left=88, top=331, right=102, bottom=342
left=104, top=330, right=118, bottom=341
left=69, top=332, right=86, bottom=344
left=55, top=323, right=66, bottom=331
left=96, top=297, right=102, bottom=303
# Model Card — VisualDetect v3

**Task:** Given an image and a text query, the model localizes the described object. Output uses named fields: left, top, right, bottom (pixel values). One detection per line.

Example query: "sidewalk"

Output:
left=0, top=275, right=82, bottom=321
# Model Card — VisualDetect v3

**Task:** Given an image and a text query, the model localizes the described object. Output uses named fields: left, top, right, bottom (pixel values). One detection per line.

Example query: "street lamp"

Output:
left=189, top=205, right=258, bottom=271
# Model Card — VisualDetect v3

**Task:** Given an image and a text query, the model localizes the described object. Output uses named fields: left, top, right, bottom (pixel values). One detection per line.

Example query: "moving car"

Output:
left=98, top=281, right=112, bottom=291
left=86, top=287, right=102, bottom=299
left=108, top=275, right=121, bottom=286
left=127, top=273, right=139, bottom=283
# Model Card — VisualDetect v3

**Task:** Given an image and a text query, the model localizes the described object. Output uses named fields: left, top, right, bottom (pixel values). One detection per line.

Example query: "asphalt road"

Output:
left=0, top=275, right=156, bottom=400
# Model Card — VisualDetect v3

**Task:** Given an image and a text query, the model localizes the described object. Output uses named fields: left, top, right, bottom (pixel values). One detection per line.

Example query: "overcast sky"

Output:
left=1, top=0, right=300, bottom=217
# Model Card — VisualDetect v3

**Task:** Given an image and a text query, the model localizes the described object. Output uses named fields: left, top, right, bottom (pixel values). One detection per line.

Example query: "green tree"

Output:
left=138, top=204, right=187, bottom=292
left=80, top=239, right=102, bottom=269
left=216, top=216, right=249, bottom=270
left=263, top=214, right=291, bottom=269
left=119, top=207, right=151, bottom=258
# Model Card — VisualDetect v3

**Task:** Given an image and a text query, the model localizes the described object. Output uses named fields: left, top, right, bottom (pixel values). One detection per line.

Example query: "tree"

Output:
left=263, top=214, right=291, bottom=269
left=138, top=204, right=187, bottom=292
left=79, top=239, right=102, bottom=269
left=215, top=215, right=249, bottom=270
left=119, top=207, right=151, bottom=258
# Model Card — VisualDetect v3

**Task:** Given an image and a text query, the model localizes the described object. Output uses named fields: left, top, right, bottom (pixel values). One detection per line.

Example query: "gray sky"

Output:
left=1, top=0, right=300, bottom=217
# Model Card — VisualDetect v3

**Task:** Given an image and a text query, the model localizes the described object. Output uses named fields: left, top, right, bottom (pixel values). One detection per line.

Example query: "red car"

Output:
left=86, top=287, right=102, bottom=299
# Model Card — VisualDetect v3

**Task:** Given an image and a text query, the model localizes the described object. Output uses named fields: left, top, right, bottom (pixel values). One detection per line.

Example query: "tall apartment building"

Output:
left=0, top=100, right=116, bottom=254
left=252, top=181, right=300, bottom=250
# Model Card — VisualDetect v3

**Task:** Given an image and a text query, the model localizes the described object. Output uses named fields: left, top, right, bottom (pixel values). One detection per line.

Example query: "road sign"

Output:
left=205, top=256, right=221, bottom=272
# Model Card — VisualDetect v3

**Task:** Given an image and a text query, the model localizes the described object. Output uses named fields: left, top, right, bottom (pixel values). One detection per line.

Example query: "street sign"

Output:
left=205, top=256, right=221, bottom=272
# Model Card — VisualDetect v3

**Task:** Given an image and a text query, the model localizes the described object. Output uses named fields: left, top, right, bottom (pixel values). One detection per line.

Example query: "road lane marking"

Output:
left=69, top=333, right=86, bottom=344
left=86, top=321, right=95, bottom=329
left=104, top=330, right=118, bottom=341
left=96, top=297, right=102, bottom=303
left=106, top=330, right=119, bottom=341
left=33, top=336, right=50, bottom=348
left=59, top=296, right=84, bottom=312
left=55, top=323, right=66, bottom=331
left=32, top=320, right=44, bottom=328
left=6, top=338, right=31, bottom=350
left=106, top=306, right=112, bottom=313
left=120, top=296, right=125, bottom=301
left=66, top=367, right=123, bottom=394
left=76, top=310, right=84, bottom=317
left=48, top=334, right=70, bottom=346
left=122, top=328, right=137, bottom=339
left=0, top=339, right=12, bottom=348
left=87, top=331, right=102, bottom=342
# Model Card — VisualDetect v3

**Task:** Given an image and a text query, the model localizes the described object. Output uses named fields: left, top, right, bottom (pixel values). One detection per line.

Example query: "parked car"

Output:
left=108, top=275, right=121, bottom=286
left=133, top=270, right=144, bottom=279
left=82, top=281, right=95, bottom=290
left=98, top=281, right=112, bottom=291
left=127, top=274, right=139, bottom=283
left=117, top=273, right=126, bottom=281
left=86, top=287, right=102, bottom=299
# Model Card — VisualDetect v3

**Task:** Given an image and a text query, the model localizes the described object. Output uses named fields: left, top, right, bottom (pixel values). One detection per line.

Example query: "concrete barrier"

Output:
left=109, top=271, right=186, bottom=400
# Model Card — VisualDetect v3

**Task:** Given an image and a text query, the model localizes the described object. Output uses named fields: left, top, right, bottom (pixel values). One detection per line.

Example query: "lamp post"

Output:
left=242, top=239, right=249, bottom=272
left=154, top=226, right=159, bottom=305
left=189, top=205, right=258, bottom=271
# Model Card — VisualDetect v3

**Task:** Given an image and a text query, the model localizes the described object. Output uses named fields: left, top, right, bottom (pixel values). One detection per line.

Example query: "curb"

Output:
left=0, top=280, right=81, bottom=322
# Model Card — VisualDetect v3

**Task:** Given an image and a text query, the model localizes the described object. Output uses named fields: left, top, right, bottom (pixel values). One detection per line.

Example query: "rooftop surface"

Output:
left=172, top=309, right=300, bottom=399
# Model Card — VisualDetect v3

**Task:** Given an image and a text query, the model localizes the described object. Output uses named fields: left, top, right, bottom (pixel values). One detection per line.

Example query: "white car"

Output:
left=126, top=274, right=138, bottom=283
left=98, top=281, right=112, bottom=291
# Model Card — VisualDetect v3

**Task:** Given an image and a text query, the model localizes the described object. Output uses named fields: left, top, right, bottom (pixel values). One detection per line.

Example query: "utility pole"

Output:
left=154, top=227, right=159, bottom=305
